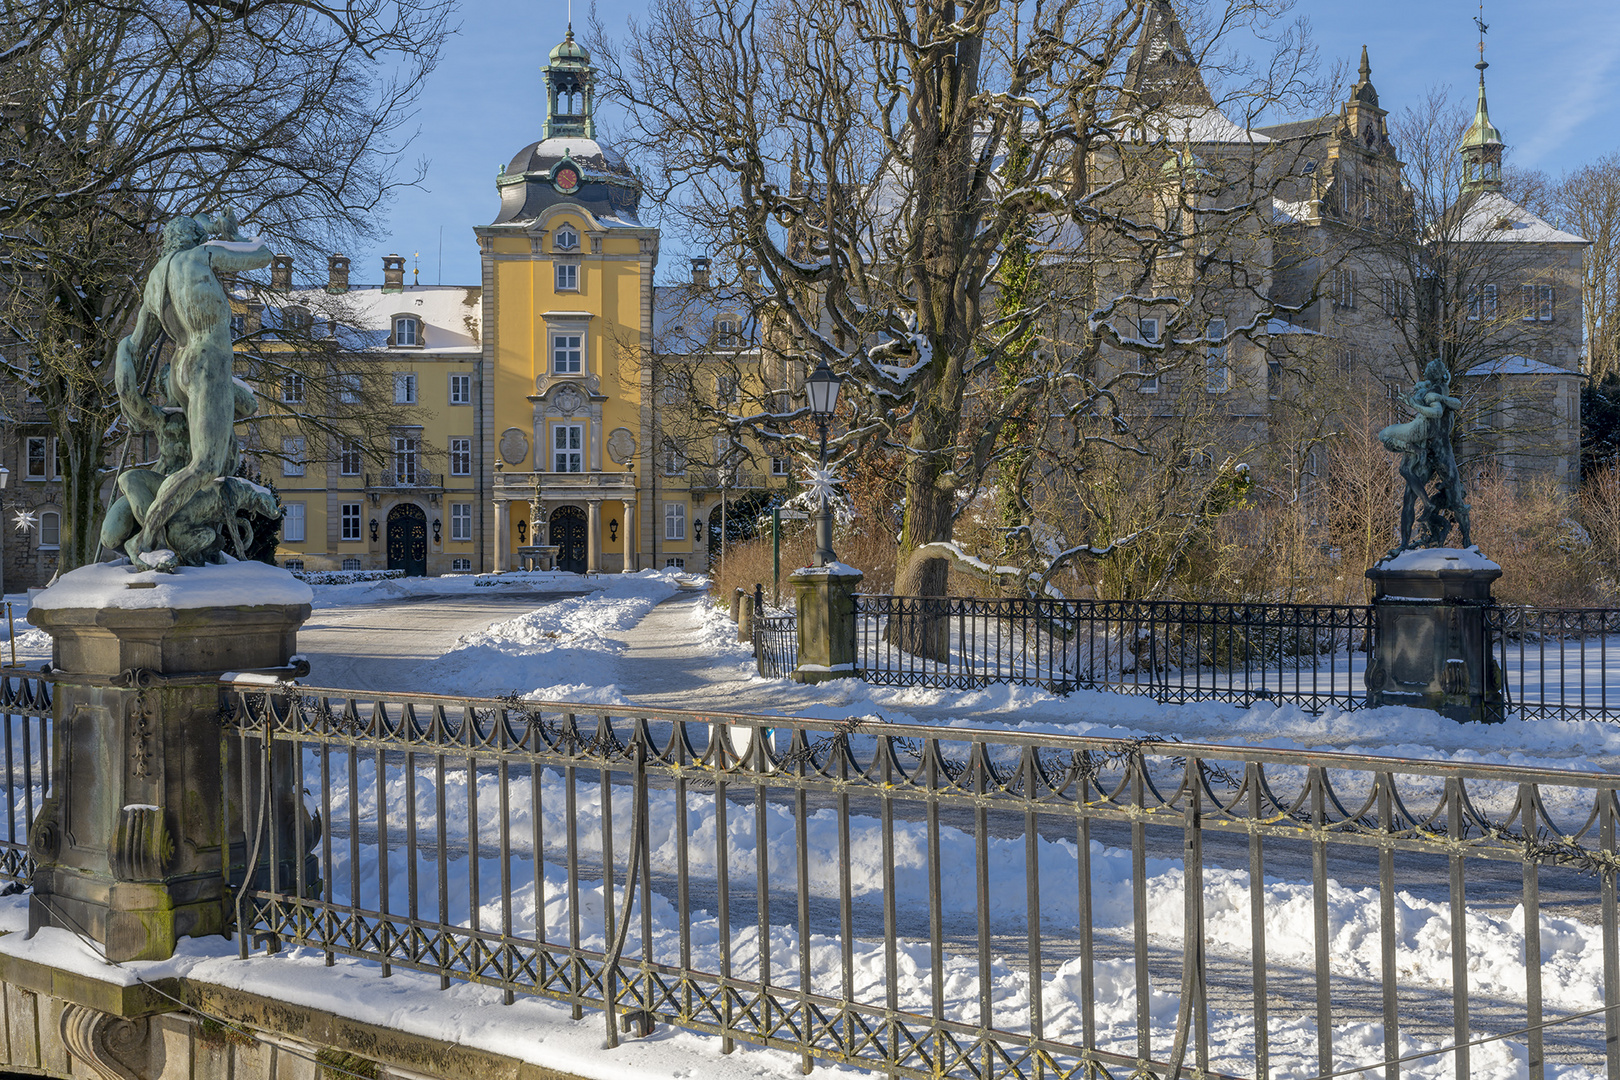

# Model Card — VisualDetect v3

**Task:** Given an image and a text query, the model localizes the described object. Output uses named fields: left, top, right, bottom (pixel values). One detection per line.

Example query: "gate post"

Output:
left=1364, top=548, right=1504, bottom=723
left=26, top=562, right=315, bottom=961
left=790, top=564, right=863, bottom=683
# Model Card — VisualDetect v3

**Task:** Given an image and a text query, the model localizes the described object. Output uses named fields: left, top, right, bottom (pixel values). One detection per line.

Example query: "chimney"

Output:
left=270, top=253, right=293, bottom=291
left=382, top=253, right=406, bottom=293
left=327, top=254, right=351, bottom=293
left=690, top=256, right=710, bottom=289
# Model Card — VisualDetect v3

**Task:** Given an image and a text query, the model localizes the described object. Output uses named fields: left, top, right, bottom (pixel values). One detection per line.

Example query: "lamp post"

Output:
left=0, top=465, right=9, bottom=603
left=806, top=359, right=842, bottom=567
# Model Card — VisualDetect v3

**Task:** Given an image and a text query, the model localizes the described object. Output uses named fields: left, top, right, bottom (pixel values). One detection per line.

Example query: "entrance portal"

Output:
left=386, top=504, right=427, bottom=577
left=549, top=505, right=587, bottom=574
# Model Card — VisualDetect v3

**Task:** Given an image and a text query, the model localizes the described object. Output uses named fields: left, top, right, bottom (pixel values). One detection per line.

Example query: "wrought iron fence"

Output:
left=855, top=595, right=1373, bottom=711
left=753, top=613, right=797, bottom=679
left=219, top=681, right=1619, bottom=1080
left=1486, top=606, right=1620, bottom=723
left=0, top=672, right=51, bottom=886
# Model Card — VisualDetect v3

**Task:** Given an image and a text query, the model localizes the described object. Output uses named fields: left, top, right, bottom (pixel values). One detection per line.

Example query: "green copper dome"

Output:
left=1459, top=77, right=1502, bottom=152
left=549, top=26, right=590, bottom=64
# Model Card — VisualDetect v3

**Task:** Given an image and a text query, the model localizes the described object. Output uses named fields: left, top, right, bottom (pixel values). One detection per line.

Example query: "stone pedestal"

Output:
left=791, top=564, right=863, bottom=684
left=1365, top=549, right=1503, bottom=723
left=26, top=563, right=314, bottom=961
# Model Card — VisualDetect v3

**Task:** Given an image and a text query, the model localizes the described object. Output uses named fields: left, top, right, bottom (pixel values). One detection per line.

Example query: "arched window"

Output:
left=39, top=511, right=60, bottom=549
left=393, top=315, right=422, bottom=347
left=554, top=224, right=580, bottom=251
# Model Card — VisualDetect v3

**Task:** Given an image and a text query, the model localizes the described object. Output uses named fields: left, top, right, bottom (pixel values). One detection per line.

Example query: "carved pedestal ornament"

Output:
left=60, top=1002, right=152, bottom=1080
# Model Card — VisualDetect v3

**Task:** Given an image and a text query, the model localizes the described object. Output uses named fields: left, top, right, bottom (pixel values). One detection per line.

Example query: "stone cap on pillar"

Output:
left=789, top=562, right=864, bottom=582
left=1366, top=546, right=1501, bottom=602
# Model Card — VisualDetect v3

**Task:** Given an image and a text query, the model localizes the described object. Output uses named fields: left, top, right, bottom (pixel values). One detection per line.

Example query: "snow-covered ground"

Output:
left=3, top=573, right=1614, bottom=1079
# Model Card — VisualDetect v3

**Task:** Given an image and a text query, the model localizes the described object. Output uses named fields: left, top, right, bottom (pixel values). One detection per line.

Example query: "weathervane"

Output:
left=1475, top=3, right=1488, bottom=72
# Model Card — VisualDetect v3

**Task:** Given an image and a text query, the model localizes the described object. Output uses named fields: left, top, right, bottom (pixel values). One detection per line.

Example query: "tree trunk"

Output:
left=58, top=420, right=106, bottom=574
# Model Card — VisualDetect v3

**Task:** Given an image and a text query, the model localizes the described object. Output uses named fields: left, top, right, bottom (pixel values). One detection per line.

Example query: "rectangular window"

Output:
left=1382, top=280, right=1408, bottom=318
left=282, top=436, right=306, bottom=477
left=1539, top=285, right=1555, bottom=321
left=230, top=313, right=246, bottom=338
left=1205, top=318, right=1228, bottom=394
left=449, top=373, right=472, bottom=405
left=555, top=263, right=578, bottom=291
left=392, top=434, right=419, bottom=485
left=1333, top=268, right=1357, bottom=310
left=552, top=333, right=583, bottom=374
left=1137, top=317, right=1160, bottom=393
left=1484, top=283, right=1498, bottom=320
left=450, top=436, right=472, bottom=476
left=1267, top=360, right=1282, bottom=399
left=450, top=502, right=472, bottom=542
left=451, top=558, right=472, bottom=571
left=342, top=558, right=361, bottom=571
left=284, top=559, right=304, bottom=571
left=716, top=318, right=739, bottom=347
left=24, top=436, right=47, bottom=479
left=281, top=372, right=305, bottom=404
left=340, top=503, right=362, bottom=541
left=552, top=423, right=584, bottom=472
left=662, top=440, right=685, bottom=476
left=338, top=438, right=362, bottom=476
left=394, top=372, right=417, bottom=404
left=394, top=317, right=419, bottom=347
left=339, top=373, right=362, bottom=404
left=1467, top=290, right=1480, bottom=321
left=283, top=502, right=306, bottom=542
left=39, top=511, right=59, bottom=549
left=664, top=502, right=687, bottom=541
left=665, top=557, right=685, bottom=569
left=716, top=373, right=739, bottom=405
left=771, top=456, right=790, bottom=476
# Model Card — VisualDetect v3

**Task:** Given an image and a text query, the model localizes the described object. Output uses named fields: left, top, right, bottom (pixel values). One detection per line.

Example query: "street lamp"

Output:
left=806, top=359, right=842, bottom=566
left=0, top=465, right=9, bottom=603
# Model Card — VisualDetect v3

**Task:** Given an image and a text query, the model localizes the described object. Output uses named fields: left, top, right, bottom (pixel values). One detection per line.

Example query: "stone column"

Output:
left=586, top=499, right=602, bottom=573
left=1364, top=549, right=1504, bottom=723
left=621, top=499, right=636, bottom=572
left=790, top=563, right=863, bottom=683
left=493, top=499, right=510, bottom=572
left=26, top=563, right=315, bottom=962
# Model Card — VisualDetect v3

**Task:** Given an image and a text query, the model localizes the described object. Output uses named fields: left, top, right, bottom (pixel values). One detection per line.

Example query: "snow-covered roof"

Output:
left=1451, top=191, right=1588, bottom=245
left=652, top=284, right=759, bottom=355
left=1271, top=197, right=1316, bottom=225
left=1139, top=105, right=1272, bottom=146
left=1461, top=354, right=1573, bottom=378
left=256, top=284, right=483, bottom=354
left=1263, top=317, right=1317, bottom=336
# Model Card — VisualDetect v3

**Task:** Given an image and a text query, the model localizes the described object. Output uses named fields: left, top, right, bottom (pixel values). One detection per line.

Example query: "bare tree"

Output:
left=1552, top=151, right=1620, bottom=382
left=0, top=0, right=449, bottom=570
left=593, top=0, right=1326, bottom=613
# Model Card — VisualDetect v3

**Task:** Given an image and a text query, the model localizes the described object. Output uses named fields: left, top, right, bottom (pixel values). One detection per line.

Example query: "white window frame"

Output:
left=394, top=316, right=420, bottom=347
left=662, top=439, right=686, bottom=476
left=451, top=558, right=472, bottom=571
left=716, top=373, right=739, bottom=405
left=392, top=433, right=420, bottom=485
left=449, top=372, right=472, bottom=405
left=340, top=502, right=363, bottom=541
left=281, top=372, right=305, bottom=404
left=341, top=557, right=361, bottom=571
left=282, top=502, right=306, bottom=542
left=554, top=224, right=580, bottom=251
left=394, top=372, right=418, bottom=404
left=771, top=456, right=790, bottom=476
left=450, top=502, right=472, bottom=542
left=665, top=557, right=685, bottom=569
left=664, top=502, right=687, bottom=541
left=552, top=332, right=583, bottom=375
left=38, top=510, right=59, bottom=550
left=1333, top=268, right=1357, bottom=310
left=338, top=438, right=362, bottom=477
left=338, top=373, right=362, bottom=404
left=24, top=436, right=49, bottom=480
left=1483, top=283, right=1498, bottom=320
left=450, top=436, right=472, bottom=476
left=716, top=317, right=739, bottom=347
left=1205, top=318, right=1229, bottom=394
left=1538, top=285, right=1555, bottom=321
left=552, top=422, right=584, bottom=473
left=282, top=436, right=306, bottom=477
left=555, top=262, right=579, bottom=291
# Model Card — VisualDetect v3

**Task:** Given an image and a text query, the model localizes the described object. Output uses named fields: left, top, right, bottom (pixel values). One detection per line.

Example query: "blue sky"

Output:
left=341, top=0, right=1620, bottom=289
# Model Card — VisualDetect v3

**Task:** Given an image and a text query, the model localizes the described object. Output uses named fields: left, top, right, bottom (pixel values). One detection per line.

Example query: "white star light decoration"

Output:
left=802, top=466, right=843, bottom=504
left=11, top=509, right=36, bottom=534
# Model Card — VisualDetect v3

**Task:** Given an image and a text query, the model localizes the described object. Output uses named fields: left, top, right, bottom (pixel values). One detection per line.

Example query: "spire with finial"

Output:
left=1459, top=2, right=1504, bottom=192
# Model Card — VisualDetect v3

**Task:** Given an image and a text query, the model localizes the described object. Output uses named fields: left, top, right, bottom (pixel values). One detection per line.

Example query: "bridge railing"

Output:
left=0, top=673, right=50, bottom=887
left=217, top=681, right=1620, bottom=1080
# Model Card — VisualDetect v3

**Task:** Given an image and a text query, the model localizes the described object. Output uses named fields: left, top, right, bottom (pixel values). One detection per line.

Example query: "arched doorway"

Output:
left=549, top=505, right=587, bottom=574
left=387, top=503, right=427, bottom=577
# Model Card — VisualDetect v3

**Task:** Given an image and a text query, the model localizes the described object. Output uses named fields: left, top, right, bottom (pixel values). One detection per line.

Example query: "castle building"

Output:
left=263, top=26, right=775, bottom=575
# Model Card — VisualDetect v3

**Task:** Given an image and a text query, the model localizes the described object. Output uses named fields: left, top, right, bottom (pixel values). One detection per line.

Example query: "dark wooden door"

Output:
left=387, top=504, right=427, bottom=577
left=549, top=505, right=587, bottom=573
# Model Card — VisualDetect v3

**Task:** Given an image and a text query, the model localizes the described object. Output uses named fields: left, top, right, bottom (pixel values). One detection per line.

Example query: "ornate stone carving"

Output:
left=110, top=805, right=175, bottom=882
left=499, top=428, right=530, bottom=465
left=553, top=383, right=586, bottom=416
left=1377, top=359, right=1470, bottom=557
left=607, top=427, right=636, bottom=464
left=59, top=1002, right=150, bottom=1080
left=28, top=798, right=60, bottom=863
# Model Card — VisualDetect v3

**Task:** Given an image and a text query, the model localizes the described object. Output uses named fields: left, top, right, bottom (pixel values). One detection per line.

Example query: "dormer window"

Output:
left=284, top=306, right=312, bottom=335
left=554, top=224, right=580, bottom=251
left=394, top=315, right=422, bottom=347
left=716, top=317, right=740, bottom=348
